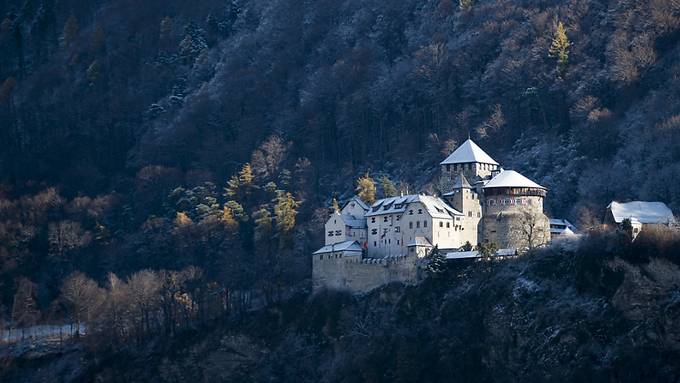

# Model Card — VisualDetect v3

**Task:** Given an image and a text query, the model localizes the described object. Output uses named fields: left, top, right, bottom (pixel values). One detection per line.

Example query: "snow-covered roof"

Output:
left=483, top=170, right=546, bottom=190
left=346, top=196, right=369, bottom=211
left=607, top=201, right=675, bottom=224
left=335, top=213, right=366, bottom=228
left=313, top=240, right=364, bottom=254
left=365, top=194, right=462, bottom=218
left=444, top=248, right=516, bottom=259
left=406, top=236, right=433, bottom=247
left=549, top=218, right=576, bottom=234
left=440, top=139, right=499, bottom=165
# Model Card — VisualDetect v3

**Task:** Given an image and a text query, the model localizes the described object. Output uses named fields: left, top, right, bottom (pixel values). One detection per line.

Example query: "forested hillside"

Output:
left=0, top=0, right=679, bottom=380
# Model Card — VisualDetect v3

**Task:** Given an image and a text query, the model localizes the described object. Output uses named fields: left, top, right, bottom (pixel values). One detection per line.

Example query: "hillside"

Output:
left=0, top=0, right=679, bottom=380
left=3, top=231, right=680, bottom=382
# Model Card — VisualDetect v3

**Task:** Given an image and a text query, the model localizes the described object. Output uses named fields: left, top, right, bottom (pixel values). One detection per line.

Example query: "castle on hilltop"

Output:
left=313, top=139, right=551, bottom=293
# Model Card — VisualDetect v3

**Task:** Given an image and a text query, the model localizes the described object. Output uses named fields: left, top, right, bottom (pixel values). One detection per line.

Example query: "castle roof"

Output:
left=313, top=240, right=364, bottom=254
left=346, top=196, right=370, bottom=211
left=607, top=201, right=675, bottom=224
left=483, top=170, right=546, bottom=190
left=366, top=194, right=462, bottom=219
left=335, top=213, right=367, bottom=228
left=406, top=236, right=433, bottom=247
left=452, top=173, right=472, bottom=189
left=440, top=139, right=499, bottom=165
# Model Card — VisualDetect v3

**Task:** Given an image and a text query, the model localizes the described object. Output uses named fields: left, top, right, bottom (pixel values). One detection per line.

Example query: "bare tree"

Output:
left=60, top=272, right=105, bottom=337
left=126, top=270, right=162, bottom=337
left=511, top=207, right=548, bottom=251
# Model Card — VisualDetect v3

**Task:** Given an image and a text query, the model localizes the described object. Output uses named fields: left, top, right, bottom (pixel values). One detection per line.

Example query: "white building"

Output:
left=365, top=194, right=465, bottom=258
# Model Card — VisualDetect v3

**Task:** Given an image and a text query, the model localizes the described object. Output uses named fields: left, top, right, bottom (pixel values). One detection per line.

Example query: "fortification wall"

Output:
left=481, top=209, right=550, bottom=249
left=312, top=253, right=419, bottom=293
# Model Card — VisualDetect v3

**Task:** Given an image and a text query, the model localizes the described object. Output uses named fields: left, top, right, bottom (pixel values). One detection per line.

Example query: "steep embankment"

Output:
left=3, top=233, right=680, bottom=383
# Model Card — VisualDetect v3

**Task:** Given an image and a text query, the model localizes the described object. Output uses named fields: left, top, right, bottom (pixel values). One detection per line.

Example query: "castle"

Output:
left=313, top=139, right=551, bottom=293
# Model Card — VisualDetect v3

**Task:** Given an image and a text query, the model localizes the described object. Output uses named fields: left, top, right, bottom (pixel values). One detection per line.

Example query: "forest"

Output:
left=0, top=0, right=679, bottom=381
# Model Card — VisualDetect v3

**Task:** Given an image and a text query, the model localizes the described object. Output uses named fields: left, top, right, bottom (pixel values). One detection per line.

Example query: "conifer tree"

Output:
left=274, top=192, right=298, bottom=249
left=426, top=246, right=446, bottom=275
left=253, top=208, right=273, bottom=242
left=380, top=176, right=398, bottom=198
left=549, top=20, right=570, bottom=75
left=356, top=173, right=377, bottom=204
left=224, top=174, right=240, bottom=198
left=331, top=197, right=340, bottom=213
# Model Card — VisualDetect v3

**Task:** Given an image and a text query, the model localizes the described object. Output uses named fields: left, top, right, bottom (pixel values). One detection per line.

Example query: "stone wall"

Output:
left=481, top=196, right=550, bottom=249
left=312, top=252, right=420, bottom=294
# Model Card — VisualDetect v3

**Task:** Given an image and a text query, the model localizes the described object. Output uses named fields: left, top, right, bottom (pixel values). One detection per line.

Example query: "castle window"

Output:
left=456, top=217, right=461, bottom=221
left=397, top=240, right=400, bottom=245
left=335, top=230, right=342, bottom=236
left=371, top=217, right=376, bottom=223
left=319, top=255, right=323, bottom=260
left=384, top=216, right=388, bottom=222
left=439, top=222, right=443, bottom=228
left=396, top=215, right=400, bottom=221
left=515, top=198, right=522, bottom=205
left=416, top=221, right=420, bottom=228
left=488, top=199, right=496, bottom=206
left=468, top=211, right=472, bottom=217
left=328, top=231, right=333, bottom=236
left=409, top=210, right=413, bottom=215
left=424, top=221, right=428, bottom=228
left=371, top=229, right=377, bottom=235
left=477, top=212, right=481, bottom=218
left=446, top=222, right=450, bottom=228
left=388, top=239, right=391, bottom=244
left=409, top=222, right=413, bottom=229
left=418, top=209, right=423, bottom=214
left=374, top=241, right=377, bottom=247
left=446, top=164, right=450, bottom=171
left=395, top=226, right=401, bottom=233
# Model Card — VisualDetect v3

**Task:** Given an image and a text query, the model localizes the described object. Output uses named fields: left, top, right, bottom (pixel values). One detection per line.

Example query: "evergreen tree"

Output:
left=331, top=197, right=340, bottom=213
left=380, top=176, right=398, bottom=198
left=274, top=192, right=298, bottom=249
left=426, top=246, right=446, bottom=275
left=252, top=207, right=273, bottom=242
left=549, top=20, right=570, bottom=75
left=356, top=173, right=377, bottom=204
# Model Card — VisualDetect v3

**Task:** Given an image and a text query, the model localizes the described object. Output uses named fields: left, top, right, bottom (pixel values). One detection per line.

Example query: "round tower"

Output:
left=481, top=170, right=550, bottom=250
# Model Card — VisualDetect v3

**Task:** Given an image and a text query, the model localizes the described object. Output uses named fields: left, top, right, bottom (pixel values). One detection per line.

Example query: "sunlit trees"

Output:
left=356, top=173, right=376, bottom=205
left=274, top=192, right=299, bottom=249
left=549, top=20, right=570, bottom=76
left=380, top=176, right=398, bottom=198
left=60, top=272, right=105, bottom=336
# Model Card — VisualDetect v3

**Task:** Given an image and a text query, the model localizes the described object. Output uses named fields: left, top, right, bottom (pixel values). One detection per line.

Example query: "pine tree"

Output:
left=549, top=20, right=570, bottom=75
left=380, top=176, right=398, bottom=198
left=356, top=173, right=377, bottom=204
left=224, top=174, right=240, bottom=198
left=426, top=246, right=446, bottom=276
left=62, top=13, right=78, bottom=47
left=238, top=163, right=254, bottom=187
left=274, top=192, right=298, bottom=249
left=331, top=197, right=340, bottom=213
left=252, top=208, right=273, bottom=242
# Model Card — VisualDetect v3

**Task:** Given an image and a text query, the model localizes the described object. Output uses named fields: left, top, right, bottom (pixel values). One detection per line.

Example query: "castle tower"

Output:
left=440, top=139, right=500, bottom=193
left=443, top=174, right=482, bottom=246
left=480, top=170, right=550, bottom=250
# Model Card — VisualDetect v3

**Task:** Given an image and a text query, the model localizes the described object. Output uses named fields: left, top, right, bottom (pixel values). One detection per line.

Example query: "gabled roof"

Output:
left=338, top=213, right=367, bottom=229
left=440, top=139, right=499, bottom=165
left=313, top=240, right=364, bottom=254
left=348, top=196, right=370, bottom=211
left=483, top=170, right=546, bottom=190
left=406, top=236, right=433, bottom=247
left=452, top=174, right=471, bottom=189
left=607, top=201, right=675, bottom=224
left=365, top=194, right=463, bottom=218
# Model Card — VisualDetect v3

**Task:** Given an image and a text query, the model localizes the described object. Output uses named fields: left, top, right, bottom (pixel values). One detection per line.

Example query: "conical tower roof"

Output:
left=440, top=139, right=499, bottom=165
left=452, top=173, right=471, bottom=189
